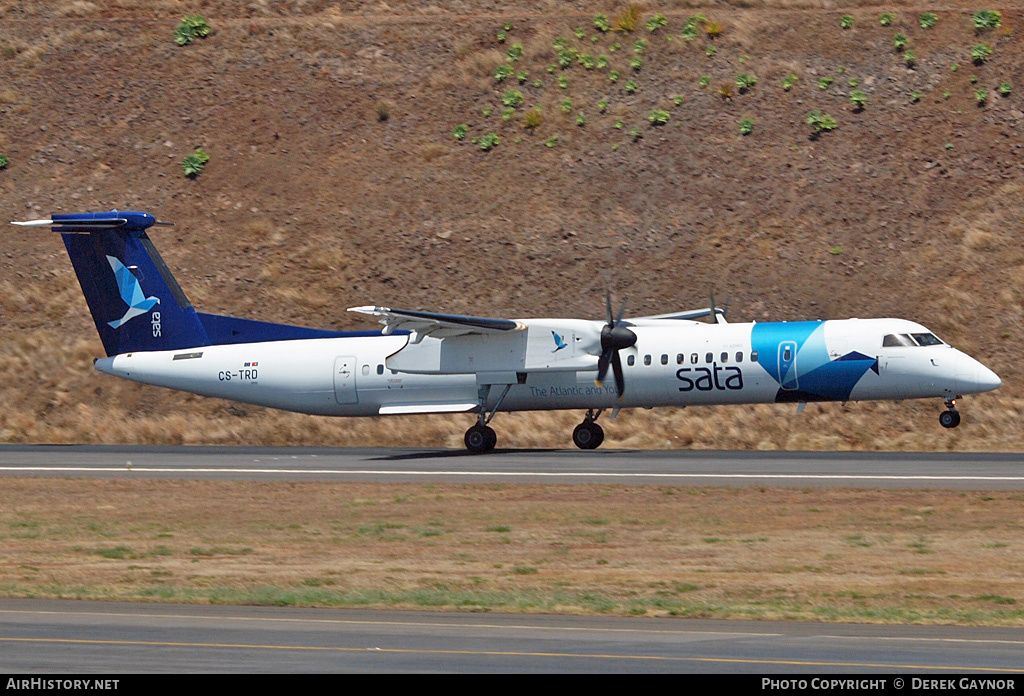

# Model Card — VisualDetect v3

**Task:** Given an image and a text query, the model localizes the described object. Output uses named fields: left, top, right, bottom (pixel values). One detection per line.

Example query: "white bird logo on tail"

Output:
left=105, top=255, right=160, bottom=329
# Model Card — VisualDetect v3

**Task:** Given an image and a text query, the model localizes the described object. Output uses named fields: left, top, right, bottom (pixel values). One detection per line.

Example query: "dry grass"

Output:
left=1, top=479, right=1021, bottom=623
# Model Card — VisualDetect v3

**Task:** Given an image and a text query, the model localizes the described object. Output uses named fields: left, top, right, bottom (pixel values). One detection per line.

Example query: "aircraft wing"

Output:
left=348, top=306, right=524, bottom=341
left=625, top=307, right=726, bottom=324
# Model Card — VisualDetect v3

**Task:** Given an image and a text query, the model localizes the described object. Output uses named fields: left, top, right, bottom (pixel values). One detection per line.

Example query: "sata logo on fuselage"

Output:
left=676, top=364, right=744, bottom=392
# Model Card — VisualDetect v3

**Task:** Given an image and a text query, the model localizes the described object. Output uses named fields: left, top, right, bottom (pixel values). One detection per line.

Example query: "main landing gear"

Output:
left=939, top=398, right=961, bottom=429
left=572, top=409, right=605, bottom=450
left=463, top=405, right=610, bottom=453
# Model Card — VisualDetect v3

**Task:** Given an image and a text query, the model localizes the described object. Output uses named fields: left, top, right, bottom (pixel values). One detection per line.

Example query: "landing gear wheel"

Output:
left=465, top=424, right=497, bottom=453
left=573, top=422, right=605, bottom=450
left=939, top=410, right=961, bottom=429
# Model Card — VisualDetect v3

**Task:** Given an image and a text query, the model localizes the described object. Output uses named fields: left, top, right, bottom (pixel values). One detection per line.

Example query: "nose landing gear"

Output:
left=939, top=398, right=961, bottom=429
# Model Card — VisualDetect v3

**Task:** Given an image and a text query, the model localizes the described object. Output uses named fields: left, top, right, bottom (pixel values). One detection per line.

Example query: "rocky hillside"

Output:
left=0, top=1, right=1020, bottom=450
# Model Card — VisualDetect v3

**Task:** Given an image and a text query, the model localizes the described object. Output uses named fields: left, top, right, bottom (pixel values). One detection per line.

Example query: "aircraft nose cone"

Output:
left=956, top=354, right=1001, bottom=394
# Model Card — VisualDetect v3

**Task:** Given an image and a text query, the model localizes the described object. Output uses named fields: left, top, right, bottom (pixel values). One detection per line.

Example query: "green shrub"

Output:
left=975, top=88, right=988, bottom=105
left=630, top=55, right=643, bottom=70
left=971, top=43, right=993, bottom=63
left=0, top=154, right=8, bottom=169
left=624, top=79, right=638, bottom=93
left=738, top=118, right=754, bottom=135
left=919, top=12, right=937, bottom=29
left=478, top=133, right=500, bottom=151
left=673, top=94, right=684, bottom=106
left=594, top=14, right=611, bottom=32
left=998, top=81, right=1012, bottom=96
left=879, top=13, right=894, bottom=27
left=911, top=90, right=921, bottom=102
left=840, top=15, right=854, bottom=29
left=501, top=90, right=524, bottom=108
left=609, top=70, right=620, bottom=83
left=598, top=99, right=609, bottom=112
left=648, top=109, right=670, bottom=125
left=576, top=113, right=587, bottom=126
left=782, top=74, right=799, bottom=91
left=850, top=90, right=867, bottom=109
left=893, top=33, right=908, bottom=50
left=646, top=14, right=667, bottom=32
left=452, top=124, right=468, bottom=141
left=972, top=10, right=1001, bottom=31
left=904, top=50, right=916, bottom=67
left=558, top=74, right=569, bottom=89
left=735, top=73, right=757, bottom=92
left=560, top=97, right=573, bottom=113
left=629, top=125, right=642, bottom=140
left=807, top=110, right=837, bottom=133
left=544, top=136, right=558, bottom=148
left=175, top=14, right=210, bottom=46
left=506, top=43, right=524, bottom=62
left=705, top=44, right=717, bottom=57
left=494, top=64, right=513, bottom=82
left=818, top=77, right=833, bottom=90
left=699, top=75, right=711, bottom=87
left=181, top=148, right=210, bottom=178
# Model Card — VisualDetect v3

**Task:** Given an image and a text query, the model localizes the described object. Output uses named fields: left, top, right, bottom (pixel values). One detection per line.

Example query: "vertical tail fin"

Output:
left=14, top=211, right=211, bottom=356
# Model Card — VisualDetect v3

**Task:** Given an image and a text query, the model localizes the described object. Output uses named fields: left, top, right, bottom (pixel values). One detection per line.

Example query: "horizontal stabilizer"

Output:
left=12, top=211, right=168, bottom=235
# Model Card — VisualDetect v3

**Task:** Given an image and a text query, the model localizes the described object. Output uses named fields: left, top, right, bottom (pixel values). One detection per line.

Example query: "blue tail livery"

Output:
left=14, top=210, right=358, bottom=356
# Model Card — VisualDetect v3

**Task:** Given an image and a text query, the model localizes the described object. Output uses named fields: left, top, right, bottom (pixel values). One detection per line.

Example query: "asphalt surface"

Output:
left=2, top=599, right=1023, bottom=674
left=3, top=445, right=1022, bottom=674
left=0, top=444, right=1021, bottom=489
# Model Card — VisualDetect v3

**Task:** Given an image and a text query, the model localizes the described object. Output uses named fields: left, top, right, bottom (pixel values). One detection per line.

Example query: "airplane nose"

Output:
left=956, top=354, right=1001, bottom=394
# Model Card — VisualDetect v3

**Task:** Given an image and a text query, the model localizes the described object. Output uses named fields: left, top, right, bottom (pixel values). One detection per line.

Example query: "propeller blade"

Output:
left=595, top=349, right=612, bottom=386
left=605, top=291, right=615, bottom=326
left=612, top=350, right=625, bottom=397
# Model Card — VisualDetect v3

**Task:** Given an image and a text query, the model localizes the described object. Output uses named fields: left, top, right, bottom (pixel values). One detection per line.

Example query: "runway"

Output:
left=3, top=445, right=1022, bottom=673
left=2, top=599, right=1023, bottom=674
left=0, top=444, right=1021, bottom=489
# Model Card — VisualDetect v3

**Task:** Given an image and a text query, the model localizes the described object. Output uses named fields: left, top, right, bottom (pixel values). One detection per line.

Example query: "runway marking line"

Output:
left=2, top=637, right=1022, bottom=671
left=3, top=466, right=1024, bottom=482
left=3, top=608, right=1024, bottom=646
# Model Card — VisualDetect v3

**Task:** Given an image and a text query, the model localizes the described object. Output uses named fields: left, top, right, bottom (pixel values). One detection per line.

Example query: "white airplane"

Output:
left=13, top=210, right=1001, bottom=452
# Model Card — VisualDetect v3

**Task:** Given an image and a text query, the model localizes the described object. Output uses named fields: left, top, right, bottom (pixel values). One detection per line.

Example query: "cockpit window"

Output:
left=883, top=333, right=944, bottom=347
left=883, top=334, right=913, bottom=347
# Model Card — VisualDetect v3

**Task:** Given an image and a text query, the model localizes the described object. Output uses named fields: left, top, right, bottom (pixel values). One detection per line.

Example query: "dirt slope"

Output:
left=0, top=1, right=1020, bottom=450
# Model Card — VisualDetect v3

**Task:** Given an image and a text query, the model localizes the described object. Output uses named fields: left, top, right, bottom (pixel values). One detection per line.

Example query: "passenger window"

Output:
left=783, top=347, right=792, bottom=361
left=736, top=352, right=743, bottom=363
left=644, top=354, right=652, bottom=366
left=691, top=353, right=698, bottom=364
left=661, top=354, right=668, bottom=365
left=676, top=354, right=684, bottom=365
left=751, top=351, right=758, bottom=361
left=361, top=364, right=370, bottom=376
left=627, top=355, right=635, bottom=366
left=705, top=352, right=713, bottom=363
left=721, top=352, right=728, bottom=363
left=376, top=364, right=384, bottom=375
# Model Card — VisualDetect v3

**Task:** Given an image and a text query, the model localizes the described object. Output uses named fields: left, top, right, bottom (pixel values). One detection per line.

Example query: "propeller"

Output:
left=595, top=293, right=637, bottom=397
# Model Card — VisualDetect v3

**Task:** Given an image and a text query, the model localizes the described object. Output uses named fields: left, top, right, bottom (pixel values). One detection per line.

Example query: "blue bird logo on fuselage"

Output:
left=551, top=331, right=568, bottom=353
